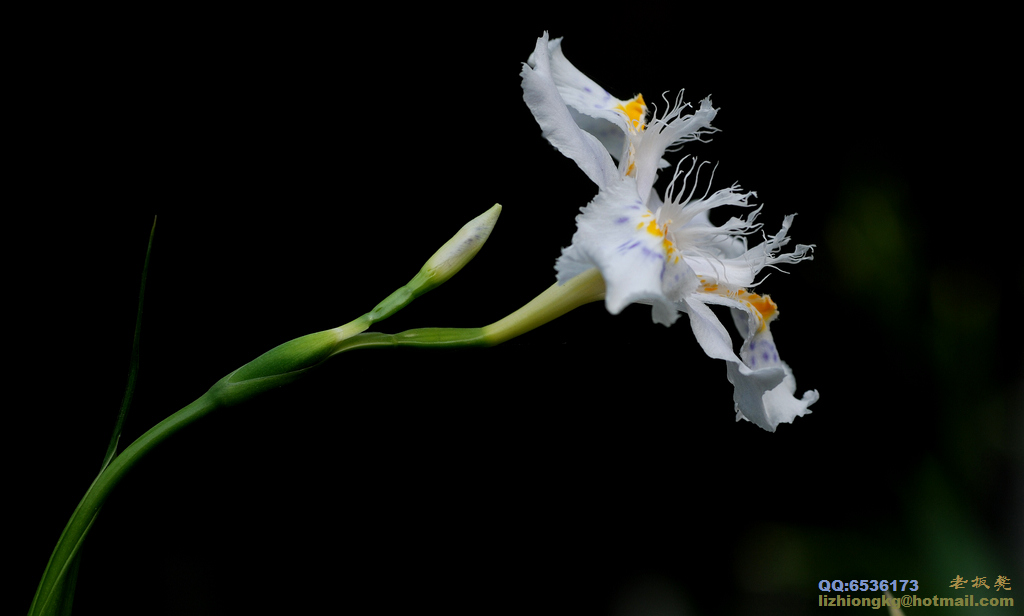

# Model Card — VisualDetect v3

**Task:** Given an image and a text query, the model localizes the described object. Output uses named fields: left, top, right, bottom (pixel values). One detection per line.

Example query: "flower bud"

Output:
left=409, top=203, right=501, bottom=296
left=363, top=204, right=502, bottom=325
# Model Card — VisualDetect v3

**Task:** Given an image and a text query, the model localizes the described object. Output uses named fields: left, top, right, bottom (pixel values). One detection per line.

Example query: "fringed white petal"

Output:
left=688, top=213, right=814, bottom=289
left=632, top=97, right=718, bottom=204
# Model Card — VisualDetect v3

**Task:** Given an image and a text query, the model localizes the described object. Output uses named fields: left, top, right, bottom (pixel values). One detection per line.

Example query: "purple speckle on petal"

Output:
left=750, top=356, right=757, bottom=367
left=749, top=341, right=756, bottom=351
left=615, top=217, right=629, bottom=224
left=762, top=351, right=770, bottom=362
left=616, top=240, right=642, bottom=253
left=642, top=246, right=664, bottom=262
left=584, top=86, right=592, bottom=93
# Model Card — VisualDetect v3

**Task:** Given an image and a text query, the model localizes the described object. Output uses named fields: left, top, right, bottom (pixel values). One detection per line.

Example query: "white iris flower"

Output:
left=521, top=32, right=818, bottom=431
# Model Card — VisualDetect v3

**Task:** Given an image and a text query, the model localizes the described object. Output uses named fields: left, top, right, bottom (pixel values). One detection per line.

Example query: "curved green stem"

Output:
left=29, top=392, right=220, bottom=616
left=29, top=267, right=606, bottom=616
left=31, top=205, right=509, bottom=616
left=330, top=267, right=608, bottom=353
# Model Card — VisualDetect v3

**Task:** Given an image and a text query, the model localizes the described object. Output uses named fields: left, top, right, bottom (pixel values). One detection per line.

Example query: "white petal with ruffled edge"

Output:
left=688, top=280, right=817, bottom=430
left=527, top=34, right=651, bottom=163
left=521, top=33, right=620, bottom=190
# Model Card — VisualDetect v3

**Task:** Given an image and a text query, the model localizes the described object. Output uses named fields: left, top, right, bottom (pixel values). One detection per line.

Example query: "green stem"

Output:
left=29, top=392, right=220, bottom=616
left=29, top=267, right=606, bottom=616
left=480, top=267, right=606, bottom=345
left=329, top=267, right=608, bottom=353
left=31, top=206, right=510, bottom=615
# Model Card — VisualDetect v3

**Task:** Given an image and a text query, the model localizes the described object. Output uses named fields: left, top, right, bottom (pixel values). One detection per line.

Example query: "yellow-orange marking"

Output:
left=616, top=94, right=647, bottom=131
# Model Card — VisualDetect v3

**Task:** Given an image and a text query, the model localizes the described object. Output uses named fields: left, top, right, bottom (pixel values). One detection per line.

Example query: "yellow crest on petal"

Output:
left=700, top=279, right=779, bottom=333
left=616, top=94, right=647, bottom=132
left=739, top=290, right=779, bottom=324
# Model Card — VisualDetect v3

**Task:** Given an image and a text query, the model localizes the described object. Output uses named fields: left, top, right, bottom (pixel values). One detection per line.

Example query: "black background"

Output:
left=12, top=9, right=1020, bottom=616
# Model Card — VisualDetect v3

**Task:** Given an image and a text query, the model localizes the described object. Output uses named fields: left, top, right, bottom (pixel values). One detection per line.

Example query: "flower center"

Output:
left=637, top=212, right=680, bottom=264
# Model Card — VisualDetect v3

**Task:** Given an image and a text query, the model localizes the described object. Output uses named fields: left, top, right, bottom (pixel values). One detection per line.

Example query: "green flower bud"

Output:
left=219, top=205, right=504, bottom=397
left=365, top=204, right=501, bottom=325
left=409, top=203, right=502, bottom=296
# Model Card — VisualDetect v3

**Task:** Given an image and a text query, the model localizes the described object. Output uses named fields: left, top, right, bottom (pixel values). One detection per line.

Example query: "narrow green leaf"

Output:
left=49, top=552, right=80, bottom=616
left=99, top=216, right=156, bottom=473
left=31, top=218, right=156, bottom=616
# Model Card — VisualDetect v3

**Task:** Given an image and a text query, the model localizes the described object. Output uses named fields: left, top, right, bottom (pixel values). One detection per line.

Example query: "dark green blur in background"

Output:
left=10, top=10, right=1019, bottom=616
